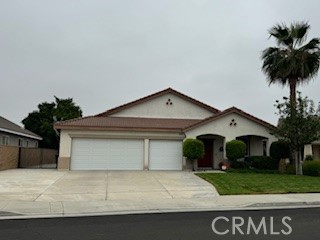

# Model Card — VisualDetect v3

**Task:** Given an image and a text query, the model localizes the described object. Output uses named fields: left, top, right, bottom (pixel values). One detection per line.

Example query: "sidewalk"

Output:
left=1, top=169, right=320, bottom=219
left=1, top=193, right=320, bottom=219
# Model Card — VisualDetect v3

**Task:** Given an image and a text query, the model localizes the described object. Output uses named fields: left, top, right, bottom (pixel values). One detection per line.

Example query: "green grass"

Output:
left=196, top=172, right=320, bottom=195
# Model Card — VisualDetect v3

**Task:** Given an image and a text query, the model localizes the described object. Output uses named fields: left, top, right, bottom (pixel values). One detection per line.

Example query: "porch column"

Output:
left=223, top=138, right=227, bottom=159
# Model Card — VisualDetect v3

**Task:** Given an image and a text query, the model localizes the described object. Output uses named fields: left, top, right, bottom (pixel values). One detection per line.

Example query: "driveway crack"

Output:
left=152, top=174, right=174, bottom=199
left=34, top=172, right=67, bottom=201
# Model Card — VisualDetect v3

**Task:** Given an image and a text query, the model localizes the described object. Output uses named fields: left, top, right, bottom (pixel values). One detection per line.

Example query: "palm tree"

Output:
left=262, top=22, right=320, bottom=111
left=262, top=22, right=320, bottom=175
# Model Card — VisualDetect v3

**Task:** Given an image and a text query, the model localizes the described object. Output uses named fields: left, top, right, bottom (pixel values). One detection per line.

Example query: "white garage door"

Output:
left=149, top=140, right=182, bottom=170
left=71, top=138, right=144, bottom=170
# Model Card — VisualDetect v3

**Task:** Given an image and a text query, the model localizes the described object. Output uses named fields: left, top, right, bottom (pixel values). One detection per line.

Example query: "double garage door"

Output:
left=71, top=138, right=182, bottom=170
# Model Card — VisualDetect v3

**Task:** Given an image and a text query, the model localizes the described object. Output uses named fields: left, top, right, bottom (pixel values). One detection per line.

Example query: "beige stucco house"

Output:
left=54, top=88, right=277, bottom=171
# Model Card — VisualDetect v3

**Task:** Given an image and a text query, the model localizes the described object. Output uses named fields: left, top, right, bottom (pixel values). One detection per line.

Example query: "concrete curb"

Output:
left=1, top=201, right=320, bottom=220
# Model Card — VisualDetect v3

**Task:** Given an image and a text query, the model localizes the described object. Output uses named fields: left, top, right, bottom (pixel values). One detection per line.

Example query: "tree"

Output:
left=262, top=22, right=320, bottom=112
left=273, top=92, right=320, bottom=175
left=22, top=97, right=82, bottom=149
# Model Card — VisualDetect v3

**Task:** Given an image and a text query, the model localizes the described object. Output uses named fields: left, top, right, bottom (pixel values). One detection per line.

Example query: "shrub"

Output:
left=248, top=156, right=278, bottom=170
left=304, top=155, right=314, bottom=161
left=285, top=164, right=296, bottom=174
left=183, top=138, right=205, bottom=161
left=303, top=160, right=320, bottom=176
left=270, top=140, right=290, bottom=161
left=226, top=140, right=246, bottom=161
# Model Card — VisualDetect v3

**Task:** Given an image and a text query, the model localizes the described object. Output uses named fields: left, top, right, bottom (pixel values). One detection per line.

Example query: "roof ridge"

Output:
left=95, top=87, right=220, bottom=117
left=54, top=115, right=95, bottom=126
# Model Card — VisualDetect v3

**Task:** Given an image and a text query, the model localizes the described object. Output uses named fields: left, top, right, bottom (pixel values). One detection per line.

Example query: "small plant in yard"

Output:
left=183, top=138, right=204, bottom=171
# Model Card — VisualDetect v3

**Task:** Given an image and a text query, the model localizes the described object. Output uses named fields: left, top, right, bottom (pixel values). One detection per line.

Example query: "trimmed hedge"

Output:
left=248, top=156, right=278, bottom=170
left=270, top=140, right=290, bottom=161
left=303, top=161, right=320, bottom=176
left=226, top=140, right=246, bottom=161
left=183, top=138, right=205, bottom=161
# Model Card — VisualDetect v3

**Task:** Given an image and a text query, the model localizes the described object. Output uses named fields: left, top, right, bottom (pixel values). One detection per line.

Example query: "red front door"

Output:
left=198, top=139, right=213, bottom=168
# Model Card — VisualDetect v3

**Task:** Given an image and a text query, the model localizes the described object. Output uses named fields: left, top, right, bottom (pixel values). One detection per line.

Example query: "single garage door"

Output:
left=71, top=138, right=144, bottom=170
left=149, top=140, right=182, bottom=170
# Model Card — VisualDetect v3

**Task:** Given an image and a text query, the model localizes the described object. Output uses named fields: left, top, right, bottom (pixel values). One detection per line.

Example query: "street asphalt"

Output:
left=1, top=207, right=319, bottom=240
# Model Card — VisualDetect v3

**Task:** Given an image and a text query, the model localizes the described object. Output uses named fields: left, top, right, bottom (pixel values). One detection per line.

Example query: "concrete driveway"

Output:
left=0, top=169, right=218, bottom=202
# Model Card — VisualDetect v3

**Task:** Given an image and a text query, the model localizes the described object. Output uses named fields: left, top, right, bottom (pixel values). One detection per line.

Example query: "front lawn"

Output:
left=196, top=172, right=320, bottom=195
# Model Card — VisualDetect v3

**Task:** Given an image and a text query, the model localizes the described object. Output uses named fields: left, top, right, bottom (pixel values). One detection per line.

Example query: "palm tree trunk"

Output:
left=289, top=78, right=303, bottom=175
left=289, top=78, right=297, bottom=112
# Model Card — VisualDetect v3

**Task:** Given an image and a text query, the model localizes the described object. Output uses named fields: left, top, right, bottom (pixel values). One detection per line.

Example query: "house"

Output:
left=54, top=88, right=277, bottom=171
left=304, top=141, right=320, bottom=160
left=0, top=116, right=42, bottom=148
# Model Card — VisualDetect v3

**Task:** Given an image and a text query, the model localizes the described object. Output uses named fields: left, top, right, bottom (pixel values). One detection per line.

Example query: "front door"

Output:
left=198, top=139, right=213, bottom=168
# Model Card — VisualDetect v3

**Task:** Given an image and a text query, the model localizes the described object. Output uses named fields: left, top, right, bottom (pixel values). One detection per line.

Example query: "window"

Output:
left=2, top=136, right=9, bottom=145
left=35, top=142, right=38, bottom=148
left=18, top=139, right=23, bottom=147
left=26, top=141, right=29, bottom=147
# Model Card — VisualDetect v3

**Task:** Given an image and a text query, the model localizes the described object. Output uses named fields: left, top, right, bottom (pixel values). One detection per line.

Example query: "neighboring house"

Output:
left=304, top=141, right=320, bottom=160
left=0, top=116, right=42, bottom=148
left=54, top=88, right=277, bottom=171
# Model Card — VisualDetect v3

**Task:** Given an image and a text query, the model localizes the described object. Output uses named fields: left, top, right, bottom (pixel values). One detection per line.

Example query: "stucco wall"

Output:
left=110, top=93, right=214, bottom=119
left=185, top=112, right=277, bottom=157
left=186, top=113, right=277, bottom=141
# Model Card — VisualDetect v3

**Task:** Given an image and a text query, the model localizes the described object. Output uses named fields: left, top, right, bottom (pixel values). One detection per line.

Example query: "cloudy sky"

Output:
left=1, top=0, right=320, bottom=126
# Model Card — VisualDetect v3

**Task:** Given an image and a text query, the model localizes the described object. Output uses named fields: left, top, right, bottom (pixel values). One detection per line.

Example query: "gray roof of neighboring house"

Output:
left=0, top=116, right=42, bottom=140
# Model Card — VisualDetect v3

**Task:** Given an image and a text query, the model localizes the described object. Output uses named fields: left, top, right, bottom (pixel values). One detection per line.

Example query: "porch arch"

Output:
left=235, top=135, right=269, bottom=156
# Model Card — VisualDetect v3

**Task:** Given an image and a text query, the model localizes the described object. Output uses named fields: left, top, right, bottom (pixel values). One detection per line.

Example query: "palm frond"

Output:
left=290, top=21, right=310, bottom=46
left=269, top=23, right=292, bottom=47
left=299, top=38, right=320, bottom=52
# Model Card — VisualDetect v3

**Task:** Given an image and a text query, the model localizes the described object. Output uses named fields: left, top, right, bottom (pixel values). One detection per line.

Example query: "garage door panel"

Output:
left=71, top=139, right=143, bottom=170
left=149, top=140, right=182, bottom=170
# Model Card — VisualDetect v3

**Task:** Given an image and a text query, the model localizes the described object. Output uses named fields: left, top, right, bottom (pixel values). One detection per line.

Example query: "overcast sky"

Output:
left=1, top=0, right=320, bottom=126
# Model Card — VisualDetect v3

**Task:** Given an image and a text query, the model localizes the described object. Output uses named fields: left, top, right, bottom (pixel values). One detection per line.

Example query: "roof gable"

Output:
left=96, top=88, right=220, bottom=119
left=184, top=107, right=276, bottom=131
